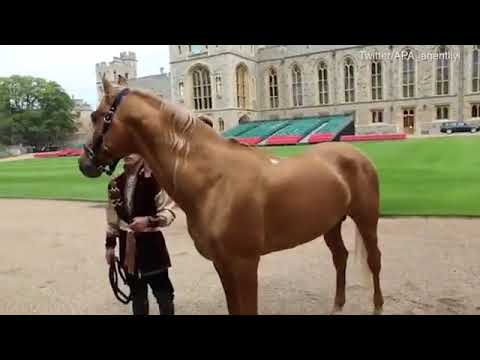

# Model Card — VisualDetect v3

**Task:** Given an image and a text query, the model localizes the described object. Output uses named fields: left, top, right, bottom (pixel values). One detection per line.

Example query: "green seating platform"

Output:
left=224, top=114, right=355, bottom=146
left=222, top=122, right=260, bottom=138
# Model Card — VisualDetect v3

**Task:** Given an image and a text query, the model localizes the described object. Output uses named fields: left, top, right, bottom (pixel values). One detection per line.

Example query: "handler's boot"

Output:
left=155, top=291, right=175, bottom=315
left=129, top=276, right=149, bottom=315
left=132, top=298, right=149, bottom=315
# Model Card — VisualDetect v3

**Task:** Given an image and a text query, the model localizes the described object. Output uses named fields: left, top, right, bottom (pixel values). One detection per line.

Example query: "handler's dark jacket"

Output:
left=105, top=164, right=176, bottom=276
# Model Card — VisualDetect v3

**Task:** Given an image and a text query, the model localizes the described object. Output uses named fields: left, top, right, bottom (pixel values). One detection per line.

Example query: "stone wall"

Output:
left=169, top=45, right=480, bottom=134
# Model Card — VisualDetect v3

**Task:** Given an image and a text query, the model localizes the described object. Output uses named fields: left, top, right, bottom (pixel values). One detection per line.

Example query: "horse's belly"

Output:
left=263, top=173, right=350, bottom=253
left=263, top=213, right=339, bottom=253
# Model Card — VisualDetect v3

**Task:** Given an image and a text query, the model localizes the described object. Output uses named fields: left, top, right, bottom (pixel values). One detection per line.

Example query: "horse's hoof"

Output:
left=373, top=307, right=383, bottom=315
left=330, top=306, right=344, bottom=315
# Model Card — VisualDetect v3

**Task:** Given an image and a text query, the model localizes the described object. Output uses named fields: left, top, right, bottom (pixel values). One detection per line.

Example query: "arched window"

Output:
left=436, top=105, right=449, bottom=120
left=236, top=64, right=249, bottom=108
left=371, top=110, right=383, bottom=123
left=402, top=49, right=415, bottom=98
left=473, top=46, right=480, bottom=92
left=403, top=108, right=415, bottom=134
left=268, top=68, right=279, bottom=108
left=344, top=58, right=355, bottom=102
left=292, top=64, right=303, bottom=107
left=239, top=115, right=250, bottom=123
left=218, top=118, right=225, bottom=132
left=215, top=74, right=223, bottom=98
left=371, top=60, right=383, bottom=100
left=192, top=66, right=212, bottom=110
left=436, top=46, right=449, bottom=95
left=472, top=104, right=480, bottom=118
left=251, top=76, right=256, bottom=101
left=178, top=81, right=184, bottom=98
left=318, top=62, right=329, bottom=105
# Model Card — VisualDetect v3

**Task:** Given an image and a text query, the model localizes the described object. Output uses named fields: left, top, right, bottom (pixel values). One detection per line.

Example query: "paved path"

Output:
left=1, top=198, right=479, bottom=315
left=0, top=154, right=35, bottom=162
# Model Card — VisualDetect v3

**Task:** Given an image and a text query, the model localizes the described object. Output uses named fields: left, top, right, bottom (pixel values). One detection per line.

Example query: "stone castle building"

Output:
left=95, top=51, right=171, bottom=103
left=93, top=46, right=480, bottom=136
left=65, top=98, right=93, bottom=146
left=168, top=45, right=480, bottom=135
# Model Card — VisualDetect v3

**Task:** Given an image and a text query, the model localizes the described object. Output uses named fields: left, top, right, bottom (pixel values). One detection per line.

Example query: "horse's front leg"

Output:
left=213, top=256, right=260, bottom=315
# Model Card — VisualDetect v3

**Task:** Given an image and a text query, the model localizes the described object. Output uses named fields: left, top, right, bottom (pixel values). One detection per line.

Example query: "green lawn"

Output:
left=0, top=136, right=479, bottom=216
left=0, top=157, right=113, bottom=202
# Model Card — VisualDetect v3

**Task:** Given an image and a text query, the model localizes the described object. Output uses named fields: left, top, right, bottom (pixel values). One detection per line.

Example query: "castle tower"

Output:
left=119, top=51, right=137, bottom=79
left=95, top=52, right=137, bottom=103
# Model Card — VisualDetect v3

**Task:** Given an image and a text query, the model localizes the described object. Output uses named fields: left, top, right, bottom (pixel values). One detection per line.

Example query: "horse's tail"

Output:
left=353, top=225, right=372, bottom=288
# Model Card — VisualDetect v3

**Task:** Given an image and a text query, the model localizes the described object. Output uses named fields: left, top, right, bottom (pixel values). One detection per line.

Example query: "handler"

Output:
left=105, top=154, right=176, bottom=315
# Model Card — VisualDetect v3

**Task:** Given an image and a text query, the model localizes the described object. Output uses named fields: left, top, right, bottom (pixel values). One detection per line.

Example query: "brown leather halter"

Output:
left=84, top=88, right=130, bottom=176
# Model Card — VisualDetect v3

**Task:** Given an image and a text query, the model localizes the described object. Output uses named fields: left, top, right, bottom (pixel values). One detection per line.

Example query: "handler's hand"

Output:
left=105, top=247, right=115, bottom=266
left=129, top=217, right=149, bottom=232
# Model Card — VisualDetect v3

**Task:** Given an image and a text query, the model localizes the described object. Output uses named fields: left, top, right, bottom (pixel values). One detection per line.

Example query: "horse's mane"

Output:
left=122, top=87, right=268, bottom=162
left=122, top=88, right=200, bottom=193
left=225, top=138, right=274, bottom=162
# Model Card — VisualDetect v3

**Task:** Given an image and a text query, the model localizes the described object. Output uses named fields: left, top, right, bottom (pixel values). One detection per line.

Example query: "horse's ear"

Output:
left=117, top=74, right=128, bottom=86
left=102, top=74, right=113, bottom=98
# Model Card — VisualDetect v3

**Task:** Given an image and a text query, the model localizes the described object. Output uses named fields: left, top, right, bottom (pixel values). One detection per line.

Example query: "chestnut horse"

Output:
left=79, top=75, right=384, bottom=315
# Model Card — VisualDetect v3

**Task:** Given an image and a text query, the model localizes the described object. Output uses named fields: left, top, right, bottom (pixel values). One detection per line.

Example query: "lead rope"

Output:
left=107, top=172, right=136, bottom=305
left=109, top=257, right=132, bottom=304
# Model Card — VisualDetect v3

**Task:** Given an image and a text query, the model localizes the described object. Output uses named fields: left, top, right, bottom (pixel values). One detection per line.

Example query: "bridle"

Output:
left=84, top=88, right=130, bottom=176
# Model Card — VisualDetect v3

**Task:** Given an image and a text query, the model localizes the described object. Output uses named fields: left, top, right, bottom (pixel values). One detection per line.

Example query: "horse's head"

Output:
left=78, top=75, right=134, bottom=178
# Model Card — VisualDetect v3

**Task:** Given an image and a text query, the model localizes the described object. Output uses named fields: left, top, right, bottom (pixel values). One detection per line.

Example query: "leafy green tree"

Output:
left=0, top=75, right=77, bottom=147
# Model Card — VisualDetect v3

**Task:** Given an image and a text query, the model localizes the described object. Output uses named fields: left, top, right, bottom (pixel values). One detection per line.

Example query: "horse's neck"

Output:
left=128, top=106, right=220, bottom=214
left=167, top=126, right=224, bottom=210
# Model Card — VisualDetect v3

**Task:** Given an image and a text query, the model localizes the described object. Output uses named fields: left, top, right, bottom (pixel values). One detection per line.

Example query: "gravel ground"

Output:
left=0, top=154, right=35, bottom=162
left=1, top=198, right=479, bottom=315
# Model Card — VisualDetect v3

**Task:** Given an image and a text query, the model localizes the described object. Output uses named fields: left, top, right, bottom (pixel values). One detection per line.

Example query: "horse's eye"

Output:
left=90, top=112, right=97, bottom=124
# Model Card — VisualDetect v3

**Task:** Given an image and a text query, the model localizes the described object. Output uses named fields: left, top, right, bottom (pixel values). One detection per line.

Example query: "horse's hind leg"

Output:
left=324, top=221, right=348, bottom=314
left=352, top=216, right=384, bottom=314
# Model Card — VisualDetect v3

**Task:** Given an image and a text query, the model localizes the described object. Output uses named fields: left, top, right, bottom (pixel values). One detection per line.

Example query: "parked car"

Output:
left=440, top=121, right=480, bottom=134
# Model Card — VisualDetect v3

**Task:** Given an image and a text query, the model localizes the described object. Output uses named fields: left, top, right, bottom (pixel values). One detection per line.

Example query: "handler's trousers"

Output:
left=127, top=270, right=174, bottom=315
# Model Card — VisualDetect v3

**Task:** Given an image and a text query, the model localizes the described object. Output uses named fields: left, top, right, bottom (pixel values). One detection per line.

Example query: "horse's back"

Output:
left=305, top=141, right=370, bottom=163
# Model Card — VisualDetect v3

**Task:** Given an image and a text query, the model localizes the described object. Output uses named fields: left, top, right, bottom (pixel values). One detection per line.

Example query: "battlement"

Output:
left=95, top=51, right=137, bottom=69
left=95, top=61, right=107, bottom=68
left=120, top=51, right=136, bottom=60
left=95, top=52, right=138, bottom=83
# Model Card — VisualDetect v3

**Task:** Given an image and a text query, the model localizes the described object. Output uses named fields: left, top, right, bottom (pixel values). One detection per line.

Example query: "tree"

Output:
left=0, top=75, right=76, bottom=147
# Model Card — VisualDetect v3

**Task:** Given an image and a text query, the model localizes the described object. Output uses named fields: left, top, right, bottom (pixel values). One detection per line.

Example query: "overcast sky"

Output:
left=0, top=45, right=170, bottom=108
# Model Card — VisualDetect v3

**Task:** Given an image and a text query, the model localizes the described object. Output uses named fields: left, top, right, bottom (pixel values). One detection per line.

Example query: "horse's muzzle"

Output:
left=78, top=156, right=103, bottom=178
